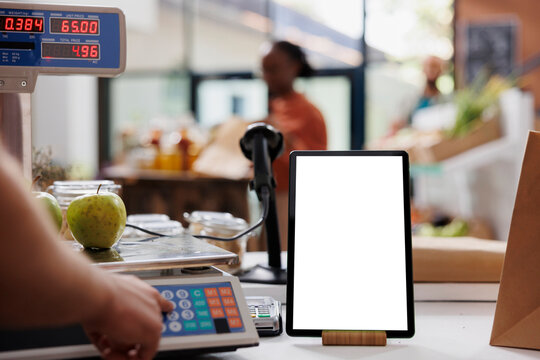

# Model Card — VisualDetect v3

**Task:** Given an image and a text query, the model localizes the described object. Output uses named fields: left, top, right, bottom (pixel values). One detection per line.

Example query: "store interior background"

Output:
left=25, top=0, right=540, bottom=245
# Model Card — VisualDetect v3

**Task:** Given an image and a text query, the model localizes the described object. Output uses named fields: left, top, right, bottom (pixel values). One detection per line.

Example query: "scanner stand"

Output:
left=322, top=331, right=387, bottom=346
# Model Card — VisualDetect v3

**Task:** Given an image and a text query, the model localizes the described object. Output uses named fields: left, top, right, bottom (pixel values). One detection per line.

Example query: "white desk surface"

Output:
left=199, top=252, right=540, bottom=360
left=192, top=302, right=539, bottom=360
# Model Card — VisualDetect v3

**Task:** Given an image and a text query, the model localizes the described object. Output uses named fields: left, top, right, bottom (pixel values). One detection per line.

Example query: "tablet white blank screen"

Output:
left=292, top=156, right=408, bottom=330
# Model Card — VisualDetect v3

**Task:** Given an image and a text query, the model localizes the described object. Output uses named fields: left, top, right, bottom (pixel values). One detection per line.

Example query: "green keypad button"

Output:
left=199, top=320, right=213, bottom=330
left=258, top=314, right=271, bottom=317
left=194, top=299, right=207, bottom=308
left=196, top=309, right=210, bottom=318
left=190, top=289, right=204, bottom=298
left=184, top=321, right=198, bottom=331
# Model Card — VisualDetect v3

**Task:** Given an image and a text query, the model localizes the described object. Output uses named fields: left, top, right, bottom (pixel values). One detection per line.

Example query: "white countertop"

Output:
left=192, top=302, right=538, bottom=360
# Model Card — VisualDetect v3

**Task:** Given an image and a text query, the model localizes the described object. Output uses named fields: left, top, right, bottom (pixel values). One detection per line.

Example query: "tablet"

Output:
left=286, top=151, right=414, bottom=338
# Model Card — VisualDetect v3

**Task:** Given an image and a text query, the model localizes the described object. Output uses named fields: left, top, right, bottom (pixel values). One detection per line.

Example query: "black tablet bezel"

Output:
left=285, top=150, right=415, bottom=338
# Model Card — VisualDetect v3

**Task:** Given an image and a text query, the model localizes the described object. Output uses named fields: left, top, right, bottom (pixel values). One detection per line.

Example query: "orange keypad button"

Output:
left=219, top=287, right=233, bottom=297
left=204, top=288, right=218, bottom=298
left=228, top=317, right=243, bottom=328
left=222, top=297, right=236, bottom=307
left=210, top=307, right=225, bottom=318
left=225, top=307, right=239, bottom=317
left=207, top=297, right=222, bottom=307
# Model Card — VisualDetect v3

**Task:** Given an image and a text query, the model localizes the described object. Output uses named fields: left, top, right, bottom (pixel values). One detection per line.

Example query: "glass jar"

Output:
left=124, top=214, right=183, bottom=239
left=184, top=211, right=248, bottom=274
left=48, top=180, right=121, bottom=240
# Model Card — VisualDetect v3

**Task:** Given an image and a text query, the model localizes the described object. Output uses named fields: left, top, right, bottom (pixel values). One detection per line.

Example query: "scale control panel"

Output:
left=0, top=2, right=125, bottom=92
left=157, top=282, right=246, bottom=336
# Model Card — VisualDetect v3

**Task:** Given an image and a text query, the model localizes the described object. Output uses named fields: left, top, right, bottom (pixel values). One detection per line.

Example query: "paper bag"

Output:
left=490, top=131, right=540, bottom=350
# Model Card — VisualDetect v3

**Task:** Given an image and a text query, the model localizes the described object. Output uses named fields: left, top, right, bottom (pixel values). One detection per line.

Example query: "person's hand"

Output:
left=82, top=274, right=173, bottom=360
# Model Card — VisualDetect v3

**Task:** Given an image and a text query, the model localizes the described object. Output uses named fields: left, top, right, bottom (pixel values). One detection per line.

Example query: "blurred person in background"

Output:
left=390, top=55, right=445, bottom=134
left=261, top=40, right=327, bottom=248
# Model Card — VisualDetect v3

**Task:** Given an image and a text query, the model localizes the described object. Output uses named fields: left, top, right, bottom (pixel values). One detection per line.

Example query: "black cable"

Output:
left=125, top=223, right=169, bottom=237
left=193, top=186, right=270, bottom=242
left=124, top=186, right=271, bottom=242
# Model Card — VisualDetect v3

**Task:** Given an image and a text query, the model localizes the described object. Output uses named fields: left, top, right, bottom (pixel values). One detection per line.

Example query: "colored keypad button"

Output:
left=258, top=314, right=271, bottom=317
left=181, top=309, right=195, bottom=320
left=167, top=311, right=180, bottom=321
left=190, top=289, right=204, bottom=298
left=204, top=288, right=218, bottom=297
left=196, top=309, right=210, bottom=318
left=210, top=307, right=225, bottom=318
left=207, top=297, right=221, bottom=307
left=161, top=290, right=174, bottom=300
left=228, top=317, right=243, bottom=328
left=178, top=299, right=192, bottom=309
left=194, top=299, right=207, bottom=308
left=219, top=287, right=233, bottom=297
left=222, top=297, right=236, bottom=307
left=184, top=321, right=198, bottom=331
left=168, top=321, right=182, bottom=332
left=199, top=320, right=213, bottom=330
left=176, top=289, right=189, bottom=299
left=225, top=307, right=239, bottom=317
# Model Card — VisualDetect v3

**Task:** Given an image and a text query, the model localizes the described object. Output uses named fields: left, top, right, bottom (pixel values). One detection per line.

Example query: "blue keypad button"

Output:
left=176, top=289, right=189, bottom=299
left=190, top=288, right=204, bottom=298
left=178, top=299, right=192, bottom=309
left=167, top=311, right=180, bottom=321
left=194, top=299, right=207, bottom=308
left=181, top=309, right=195, bottom=320
left=199, top=319, right=213, bottom=330
left=196, top=309, right=210, bottom=318
left=184, top=320, right=198, bottom=331
left=161, top=290, right=174, bottom=300
left=168, top=321, right=182, bottom=332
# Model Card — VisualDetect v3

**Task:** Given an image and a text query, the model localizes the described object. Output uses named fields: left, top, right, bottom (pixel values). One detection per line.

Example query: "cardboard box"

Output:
left=412, top=118, right=501, bottom=164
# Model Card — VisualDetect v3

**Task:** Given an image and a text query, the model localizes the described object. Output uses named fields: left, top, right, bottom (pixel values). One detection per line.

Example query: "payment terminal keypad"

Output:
left=156, top=282, right=245, bottom=337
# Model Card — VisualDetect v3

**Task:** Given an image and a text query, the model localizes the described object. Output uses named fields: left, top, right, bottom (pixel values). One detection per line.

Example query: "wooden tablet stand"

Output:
left=322, top=330, right=387, bottom=346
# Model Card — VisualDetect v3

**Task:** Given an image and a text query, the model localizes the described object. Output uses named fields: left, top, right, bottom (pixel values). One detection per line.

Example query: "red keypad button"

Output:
left=207, top=297, right=222, bottom=307
left=222, top=297, right=236, bottom=307
left=225, top=307, right=239, bottom=317
left=210, top=307, right=225, bottom=318
left=219, top=287, right=233, bottom=297
left=204, top=288, right=218, bottom=298
left=228, top=317, right=243, bottom=328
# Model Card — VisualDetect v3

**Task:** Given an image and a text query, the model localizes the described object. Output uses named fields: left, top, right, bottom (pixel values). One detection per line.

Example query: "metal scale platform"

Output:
left=0, top=2, right=259, bottom=359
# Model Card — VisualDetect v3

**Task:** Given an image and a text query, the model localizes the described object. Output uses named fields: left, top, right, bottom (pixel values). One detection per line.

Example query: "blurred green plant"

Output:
left=449, top=70, right=513, bottom=138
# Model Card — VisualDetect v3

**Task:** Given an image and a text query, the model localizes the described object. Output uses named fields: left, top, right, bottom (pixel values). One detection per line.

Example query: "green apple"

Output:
left=67, top=188, right=126, bottom=249
left=34, top=192, right=62, bottom=231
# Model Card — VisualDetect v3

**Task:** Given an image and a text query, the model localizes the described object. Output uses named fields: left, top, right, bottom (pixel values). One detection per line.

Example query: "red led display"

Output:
left=0, top=16, right=44, bottom=33
left=42, top=43, right=100, bottom=60
left=50, top=18, right=99, bottom=35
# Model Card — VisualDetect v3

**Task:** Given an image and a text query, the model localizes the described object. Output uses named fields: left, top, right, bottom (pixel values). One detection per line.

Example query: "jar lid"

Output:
left=127, top=214, right=170, bottom=223
left=183, top=211, right=234, bottom=224
left=123, top=220, right=183, bottom=238
left=50, top=180, right=121, bottom=207
left=200, top=216, right=248, bottom=232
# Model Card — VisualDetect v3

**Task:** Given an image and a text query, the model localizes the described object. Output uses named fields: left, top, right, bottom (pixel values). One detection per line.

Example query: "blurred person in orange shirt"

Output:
left=261, top=41, right=327, bottom=248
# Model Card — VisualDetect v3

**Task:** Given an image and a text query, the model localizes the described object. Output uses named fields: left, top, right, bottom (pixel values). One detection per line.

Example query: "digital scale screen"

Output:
left=0, top=4, right=122, bottom=70
left=0, top=15, right=44, bottom=33
left=42, top=43, right=100, bottom=60
left=50, top=18, right=99, bottom=35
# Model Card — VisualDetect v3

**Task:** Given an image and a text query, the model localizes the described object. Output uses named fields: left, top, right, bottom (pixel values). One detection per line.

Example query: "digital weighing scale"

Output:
left=0, top=2, right=259, bottom=358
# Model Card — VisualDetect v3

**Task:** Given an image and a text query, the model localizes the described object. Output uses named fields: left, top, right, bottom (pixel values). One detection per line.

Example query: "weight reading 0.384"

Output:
left=42, top=43, right=100, bottom=60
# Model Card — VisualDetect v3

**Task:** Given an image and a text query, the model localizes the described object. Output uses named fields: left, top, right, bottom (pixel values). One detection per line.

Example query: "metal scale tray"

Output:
left=72, top=234, right=238, bottom=272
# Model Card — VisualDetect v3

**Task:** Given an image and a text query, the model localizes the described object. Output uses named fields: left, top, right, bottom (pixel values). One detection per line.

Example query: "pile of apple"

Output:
left=35, top=182, right=126, bottom=249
